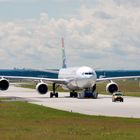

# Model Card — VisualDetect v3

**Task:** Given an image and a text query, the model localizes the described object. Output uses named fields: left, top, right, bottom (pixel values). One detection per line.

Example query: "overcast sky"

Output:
left=0, top=0, right=140, bottom=70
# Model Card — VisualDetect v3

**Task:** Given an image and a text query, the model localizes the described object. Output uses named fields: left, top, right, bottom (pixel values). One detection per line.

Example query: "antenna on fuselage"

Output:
left=61, top=37, right=67, bottom=68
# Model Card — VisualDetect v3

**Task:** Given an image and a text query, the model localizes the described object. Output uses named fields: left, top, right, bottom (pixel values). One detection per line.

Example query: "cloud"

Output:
left=0, top=0, right=140, bottom=69
left=114, top=0, right=140, bottom=7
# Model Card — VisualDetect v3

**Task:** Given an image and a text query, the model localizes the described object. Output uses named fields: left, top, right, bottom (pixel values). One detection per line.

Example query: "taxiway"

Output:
left=0, top=86, right=140, bottom=118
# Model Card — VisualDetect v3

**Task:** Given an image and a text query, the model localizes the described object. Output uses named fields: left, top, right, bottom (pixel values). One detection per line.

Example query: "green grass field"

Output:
left=0, top=100, right=140, bottom=140
left=96, top=79, right=140, bottom=97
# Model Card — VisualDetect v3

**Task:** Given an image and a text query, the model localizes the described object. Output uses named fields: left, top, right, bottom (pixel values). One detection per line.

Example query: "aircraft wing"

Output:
left=97, top=76, right=140, bottom=82
left=0, top=76, right=68, bottom=85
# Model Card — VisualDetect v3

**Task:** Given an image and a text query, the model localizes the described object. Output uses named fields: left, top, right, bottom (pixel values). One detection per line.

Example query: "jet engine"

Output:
left=106, top=82, right=118, bottom=94
left=36, top=82, right=48, bottom=94
left=0, top=78, right=9, bottom=91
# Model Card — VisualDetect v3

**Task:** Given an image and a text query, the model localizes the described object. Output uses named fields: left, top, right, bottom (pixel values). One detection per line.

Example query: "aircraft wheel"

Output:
left=55, top=92, right=58, bottom=98
left=50, top=92, right=53, bottom=98
left=74, top=92, right=78, bottom=98
left=70, top=92, right=73, bottom=97
left=93, top=92, right=98, bottom=99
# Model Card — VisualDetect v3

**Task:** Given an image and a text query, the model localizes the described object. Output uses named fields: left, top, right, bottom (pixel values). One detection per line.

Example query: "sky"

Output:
left=0, top=0, right=140, bottom=70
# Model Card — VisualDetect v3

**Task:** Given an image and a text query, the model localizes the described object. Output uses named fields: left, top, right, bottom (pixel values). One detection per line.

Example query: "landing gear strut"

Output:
left=70, top=90, right=78, bottom=98
left=92, top=84, right=96, bottom=93
left=50, top=83, right=59, bottom=98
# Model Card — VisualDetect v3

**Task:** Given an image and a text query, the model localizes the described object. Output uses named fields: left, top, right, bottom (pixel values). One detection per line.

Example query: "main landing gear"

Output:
left=70, top=91, right=78, bottom=98
left=50, top=83, right=59, bottom=98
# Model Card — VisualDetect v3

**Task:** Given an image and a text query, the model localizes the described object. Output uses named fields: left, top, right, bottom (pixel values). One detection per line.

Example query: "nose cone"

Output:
left=76, top=66, right=97, bottom=88
left=77, top=66, right=96, bottom=78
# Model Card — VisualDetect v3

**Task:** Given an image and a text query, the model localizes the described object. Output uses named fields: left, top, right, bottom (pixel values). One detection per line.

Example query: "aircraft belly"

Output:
left=67, top=80, right=79, bottom=90
left=66, top=78, right=96, bottom=90
left=76, top=78, right=95, bottom=88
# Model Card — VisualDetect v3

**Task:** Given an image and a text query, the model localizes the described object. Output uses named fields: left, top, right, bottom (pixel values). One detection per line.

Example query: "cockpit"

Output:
left=82, top=72, right=94, bottom=75
left=85, top=72, right=94, bottom=75
left=76, top=66, right=97, bottom=80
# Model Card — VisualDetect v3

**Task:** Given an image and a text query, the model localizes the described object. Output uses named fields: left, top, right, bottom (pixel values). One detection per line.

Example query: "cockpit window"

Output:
left=84, top=72, right=93, bottom=75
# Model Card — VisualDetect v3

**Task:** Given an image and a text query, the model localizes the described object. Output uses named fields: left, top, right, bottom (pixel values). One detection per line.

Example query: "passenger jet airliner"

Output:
left=0, top=38, right=140, bottom=98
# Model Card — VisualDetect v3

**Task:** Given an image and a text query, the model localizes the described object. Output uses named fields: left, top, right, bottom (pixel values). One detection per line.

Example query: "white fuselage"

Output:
left=58, top=66, right=97, bottom=90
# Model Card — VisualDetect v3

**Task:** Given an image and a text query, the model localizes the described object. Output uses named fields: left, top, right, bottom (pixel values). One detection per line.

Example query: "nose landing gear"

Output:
left=50, top=83, right=59, bottom=98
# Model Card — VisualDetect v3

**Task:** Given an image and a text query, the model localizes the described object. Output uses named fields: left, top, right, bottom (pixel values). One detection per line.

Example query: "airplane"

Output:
left=0, top=38, right=140, bottom=98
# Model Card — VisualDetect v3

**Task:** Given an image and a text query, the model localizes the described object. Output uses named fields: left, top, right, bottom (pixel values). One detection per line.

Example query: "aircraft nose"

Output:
left=76, top=75, right=96, bottom=88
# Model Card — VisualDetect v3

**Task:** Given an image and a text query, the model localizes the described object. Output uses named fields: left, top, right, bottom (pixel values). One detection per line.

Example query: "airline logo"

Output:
left=62, top=38, right=67, bottom=68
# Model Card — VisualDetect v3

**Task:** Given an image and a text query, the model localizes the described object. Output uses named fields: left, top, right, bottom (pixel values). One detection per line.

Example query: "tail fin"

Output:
left=61, top=38, right=67, bottom=68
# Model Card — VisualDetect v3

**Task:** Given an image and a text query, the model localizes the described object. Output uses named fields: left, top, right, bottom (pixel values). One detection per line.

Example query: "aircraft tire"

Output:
left=74, top=92, right=78, bottom=98
left=50, top=92, right=53, bottom=98
left=93, top=92, right=98, bottom=99
left=70, top=92, right=73, bottom=97
left=55, top=92, right=58, bottom=98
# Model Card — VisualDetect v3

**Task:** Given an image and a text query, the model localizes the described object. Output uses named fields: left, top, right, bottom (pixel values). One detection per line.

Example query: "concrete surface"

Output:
left=0, top=86, right=140, bottom=118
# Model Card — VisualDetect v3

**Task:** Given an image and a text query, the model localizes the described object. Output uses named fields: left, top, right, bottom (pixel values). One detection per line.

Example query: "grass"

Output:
left=17, top=83, right=65, bottom=92
left=96, top=79, right=140, bottom=97
left=0, top=101, right=140, bottom=140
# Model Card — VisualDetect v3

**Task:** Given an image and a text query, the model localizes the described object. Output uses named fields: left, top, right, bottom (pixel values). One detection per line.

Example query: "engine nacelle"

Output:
left=106, top=82, right=119, bottom=94
left=36, top=82, right=48, bottom=94
left=0, top=78, right=9, bottom=91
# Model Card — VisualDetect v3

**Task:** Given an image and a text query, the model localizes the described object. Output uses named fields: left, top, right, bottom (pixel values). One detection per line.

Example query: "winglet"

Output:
left=61, top=38, right=67, bottom=68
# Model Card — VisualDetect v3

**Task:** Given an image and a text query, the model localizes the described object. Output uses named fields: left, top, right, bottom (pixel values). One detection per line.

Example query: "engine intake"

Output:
left=36, top=82, right=48, bottom=94
left=0, top=78, right=9, bottom=91
left=106, top=82, right=118, bottom=94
